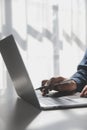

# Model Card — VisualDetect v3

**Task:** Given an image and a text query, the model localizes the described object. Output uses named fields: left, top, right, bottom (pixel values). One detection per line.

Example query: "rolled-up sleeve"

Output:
left=70, top=49, right=87, bottom=92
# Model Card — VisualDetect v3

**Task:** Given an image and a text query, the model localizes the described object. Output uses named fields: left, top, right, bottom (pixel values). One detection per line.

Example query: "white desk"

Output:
left=0, top=85, right=87, bottom=130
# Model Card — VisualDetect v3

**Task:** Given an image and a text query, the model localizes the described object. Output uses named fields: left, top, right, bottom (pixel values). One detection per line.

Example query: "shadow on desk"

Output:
left=7, top=98, right=41, bottom=130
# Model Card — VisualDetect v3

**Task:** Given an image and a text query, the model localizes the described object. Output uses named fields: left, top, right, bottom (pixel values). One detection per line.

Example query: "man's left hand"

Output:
left=80, top=85, right=87, bottom=97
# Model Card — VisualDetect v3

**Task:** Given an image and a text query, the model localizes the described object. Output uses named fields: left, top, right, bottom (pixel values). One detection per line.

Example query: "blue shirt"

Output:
left=71, top=49, right=87, bottom=92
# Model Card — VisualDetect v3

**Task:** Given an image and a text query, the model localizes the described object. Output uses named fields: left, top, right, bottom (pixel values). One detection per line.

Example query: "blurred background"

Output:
left=0, top=0, right=86, bottom=91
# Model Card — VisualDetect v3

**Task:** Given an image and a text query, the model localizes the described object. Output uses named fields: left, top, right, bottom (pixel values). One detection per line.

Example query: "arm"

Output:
left=41, top=49, right=87, bottom=96
left=71, top=49, right=87, bottom=92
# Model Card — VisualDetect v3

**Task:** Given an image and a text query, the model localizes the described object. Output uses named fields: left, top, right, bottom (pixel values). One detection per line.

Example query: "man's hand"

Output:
left=41, top=76, right=77, bottom=96
left=80, top=85, right=87, bottom=97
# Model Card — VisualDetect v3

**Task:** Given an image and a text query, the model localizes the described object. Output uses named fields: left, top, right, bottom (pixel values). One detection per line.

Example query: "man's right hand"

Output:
left=41, top=76, right=77, bottom=96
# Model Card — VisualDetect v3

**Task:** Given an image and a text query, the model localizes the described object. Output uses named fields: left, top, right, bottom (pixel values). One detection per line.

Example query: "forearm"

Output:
left=70, top=69, right=87, bottom=92
left=70, top=49, right=87, bottom=92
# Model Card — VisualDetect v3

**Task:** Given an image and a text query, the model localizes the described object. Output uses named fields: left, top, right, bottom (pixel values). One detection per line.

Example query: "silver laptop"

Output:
left=0, top=35, right=87, bottom=110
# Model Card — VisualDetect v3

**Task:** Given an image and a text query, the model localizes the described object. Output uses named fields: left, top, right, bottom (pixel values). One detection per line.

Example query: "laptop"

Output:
left=0, top=35, right=87, bottom=110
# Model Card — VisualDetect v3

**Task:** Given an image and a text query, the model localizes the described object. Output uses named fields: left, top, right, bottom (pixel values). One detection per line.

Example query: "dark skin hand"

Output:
left=41, top=76, right=77, bottom=96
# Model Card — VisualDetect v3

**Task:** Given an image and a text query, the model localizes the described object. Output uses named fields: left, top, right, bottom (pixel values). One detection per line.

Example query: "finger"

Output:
left=41, top=78, right=57, bottom=96
left=42, top=88, right=49, bottom=96
left=80, top=86, right=87, bottom=97
left=48, top=77, right=56, bottom=90
left=41, top=80, right=51, bottom=96
left=81, top=91, right=87, bottom=97
left=84, top=91, right=87, bottom=97
left=42, top=78, right=56, bottom=92
left=42, top=80, right=48, bottom=86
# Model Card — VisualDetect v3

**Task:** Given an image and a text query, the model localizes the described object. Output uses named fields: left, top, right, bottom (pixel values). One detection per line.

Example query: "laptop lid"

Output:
left=0, top=35, right=40, bottom=109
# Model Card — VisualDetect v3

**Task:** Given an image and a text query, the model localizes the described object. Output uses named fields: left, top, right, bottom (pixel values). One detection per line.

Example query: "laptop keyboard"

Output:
left=35, top=90, right=87, bottom=108
left=35, top=90, right=79, bottom=106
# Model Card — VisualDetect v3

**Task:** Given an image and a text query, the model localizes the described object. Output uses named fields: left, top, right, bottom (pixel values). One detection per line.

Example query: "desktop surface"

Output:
left=0, top=83, right=87, bottom=130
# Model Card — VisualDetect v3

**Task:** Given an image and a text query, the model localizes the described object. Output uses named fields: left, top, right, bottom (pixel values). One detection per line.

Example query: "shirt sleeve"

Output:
left=70, top=49, right=87, bottom=92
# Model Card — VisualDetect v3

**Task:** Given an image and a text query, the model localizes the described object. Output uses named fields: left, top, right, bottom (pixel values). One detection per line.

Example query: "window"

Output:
left=0, top=0, right=86, bottom=90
